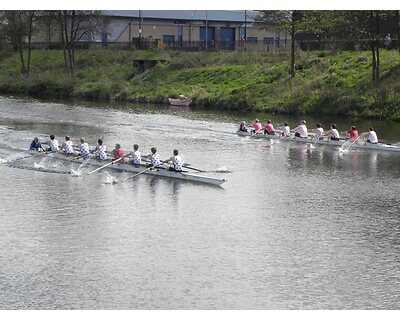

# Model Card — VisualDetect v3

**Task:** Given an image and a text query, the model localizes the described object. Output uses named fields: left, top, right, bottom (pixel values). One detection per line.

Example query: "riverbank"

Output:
left=0, top=49, right=399, bottom=120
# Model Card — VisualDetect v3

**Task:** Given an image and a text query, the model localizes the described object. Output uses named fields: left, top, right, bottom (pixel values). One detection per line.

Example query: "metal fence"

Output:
left=23, top=38, right=400, bottom=52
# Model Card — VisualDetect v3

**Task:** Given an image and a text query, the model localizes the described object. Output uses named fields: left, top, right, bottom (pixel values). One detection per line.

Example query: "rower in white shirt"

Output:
left=364, top=127, right=378, bottom=144
left=281, top=122, right=290, bottom=137
left=93, top=139, right=108, bottom=161
left=326, top=124, right=340, bottom=141
left=165, top=149, right=183, bottom=171
left=61, top=136, right=74, bottom=155
left=144, top=147, right=161, bottom=168
left=291, top=120, right=308, bottom=138
left=79, top=138, right=90, bottom=158
left=46, top=134, right=59, bottom=152
left=130, top=144, right=141, bottom=165
left=313, top=123, right=324, bottom=140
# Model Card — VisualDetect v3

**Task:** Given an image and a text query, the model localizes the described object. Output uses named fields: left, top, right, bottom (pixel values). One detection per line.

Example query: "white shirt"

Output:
left=80, top=142, right=90, bottom=157
left=170, top=155, right=182, bottom=171
left=315, top=127, right=324, bottom=138
left=63, top=141, right=73, bottom=154
left=330, top=129, right=340, bottom=139
left=98, top=145, right=107, bottom=160
left=368, top=131, right=378, bottom=143
left=151, top=153, right=160, bottom=167
left=132, top=150, right=141, bottom=165
left=294, top=124, right=308, bottom=138
left=48, top=139, right=59, bottom=152
left=282, top=126, right=290, bottom=136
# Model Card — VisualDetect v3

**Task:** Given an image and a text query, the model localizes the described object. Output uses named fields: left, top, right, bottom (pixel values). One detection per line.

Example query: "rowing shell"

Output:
left=236, top=131, right=282, bottom=140
left=280, top=136, right=400, bottom=153
left=32, top=152, right=227, bottom=186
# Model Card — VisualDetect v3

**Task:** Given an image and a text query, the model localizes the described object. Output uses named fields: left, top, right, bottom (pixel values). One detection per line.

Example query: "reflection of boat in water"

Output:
left=168, top=95, right=192, bottom=106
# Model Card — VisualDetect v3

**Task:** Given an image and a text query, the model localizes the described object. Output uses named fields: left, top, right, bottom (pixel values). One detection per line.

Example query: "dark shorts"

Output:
left=330, top=137, right=340, bottom=141
left=367, top=139, right=377, bottom=144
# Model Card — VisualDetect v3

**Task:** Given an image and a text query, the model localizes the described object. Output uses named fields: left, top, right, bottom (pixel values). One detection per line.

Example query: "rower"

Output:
left=263, top=120, right=275, bottom=135
left=326, top=124, right=340, bottom=141
left=291, top=120, right=308, bottom=138
left=251, top=119, right=262, bottom=134
left=79, top=138, right=90, bottom=159
left=29, top=137, right=43, bottom=152
left=93, top=139, right=108, bottom=161
left=61, top=136, right=74, bottom=155
left=130, top=144, right=141, bottom=165
left=342, top=126, right=359, bottom=141
left=46, top=134, right=59, bottom=152
left=364, top=127, right=378, bottom=144
left=165, top=149, right=183, bottom=172
left=112, top=143, right=125, bottom=163
left=281, top=122, right=290, bottom=137
left=145, top=147, right=161, bottom=168
left=238, top=121, right=248, bottom=132
left=313, top=123, right=324, bottom=140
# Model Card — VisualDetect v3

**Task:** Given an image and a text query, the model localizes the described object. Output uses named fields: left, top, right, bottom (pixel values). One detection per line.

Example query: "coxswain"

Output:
left=112, top=143, right=125, bottom=163
left=165, top=149, right=183, bottom=171
left=46, top=134, right=59, bottom=152
left=251, top=119, right=262, bottom=134
left=264, top=120, right=275, bottom=135
left=29, top=137, right=43, bottom=152
left=363, top=127, right=378, bottom=144
left=130, top=144, right=141, bottom=165
left=61, top=136, right=74, bottom=155
left=313, top=123, right=324, bottom=140
left=291, top=120, right=308, bottom=138
left=326, top=124, right=340, bottom=141
left=93, top=139, right=108, bottom=161
left=238, top=121, right=248, bottom=132
left=79, top=138, right=90, bottom=159
left=281, top=123, right=290, bottom=137
left=342, top=126, right=359, bottom=141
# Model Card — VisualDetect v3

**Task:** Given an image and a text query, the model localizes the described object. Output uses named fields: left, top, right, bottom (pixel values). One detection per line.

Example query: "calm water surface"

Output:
left=1, top=96, right=400, bottom=309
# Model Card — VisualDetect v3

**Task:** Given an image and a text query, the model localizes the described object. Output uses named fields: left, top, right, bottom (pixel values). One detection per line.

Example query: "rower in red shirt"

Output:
left=112, top=143, right=125, bottom=163
left=342, top=126, right=359, bottom=141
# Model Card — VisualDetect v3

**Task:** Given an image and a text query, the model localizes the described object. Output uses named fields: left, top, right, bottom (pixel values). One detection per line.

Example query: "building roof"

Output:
left=103, top=10, right=258, bottom=23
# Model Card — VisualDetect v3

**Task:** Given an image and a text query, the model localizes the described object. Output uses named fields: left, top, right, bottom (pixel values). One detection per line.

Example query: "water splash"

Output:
left=34, top=162, right=45, bottom=169
left=0, top=158, right=7, bottom=164
left=213, top=166, right=231, bottom=173
left=104, top=172, right=118, bottom=185
left=69, top=169, right=82, bottom=177
left=339, top=147, right=348, bottom=154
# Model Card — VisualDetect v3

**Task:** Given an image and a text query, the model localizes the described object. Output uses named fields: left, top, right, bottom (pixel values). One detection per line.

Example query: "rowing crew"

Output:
left=29, top=135, right=184, bottom=171
left=238, top=119, right=379, bottom=144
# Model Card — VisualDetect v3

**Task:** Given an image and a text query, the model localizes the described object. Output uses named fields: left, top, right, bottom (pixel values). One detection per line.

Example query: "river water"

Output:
left=0, top=96, right=400, bottom=309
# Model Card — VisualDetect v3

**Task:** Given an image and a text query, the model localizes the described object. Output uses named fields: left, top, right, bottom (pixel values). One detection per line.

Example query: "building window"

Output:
left=263, top=37, right=274, bottom=44
left=247, top=37, right=257, bottom=43
left=163, top=35, right=175, bottom=45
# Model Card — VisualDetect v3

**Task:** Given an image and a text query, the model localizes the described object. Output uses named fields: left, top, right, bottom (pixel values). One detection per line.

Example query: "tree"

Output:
left=55, top=10, right=102, bottom=77
left=255, top=10, right=302, bottom=79
left=0, top=10, right=37, bottom=78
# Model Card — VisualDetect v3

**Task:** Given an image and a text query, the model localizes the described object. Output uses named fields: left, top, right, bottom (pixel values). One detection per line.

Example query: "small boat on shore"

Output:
left=169, top=95, right=192, bottom=106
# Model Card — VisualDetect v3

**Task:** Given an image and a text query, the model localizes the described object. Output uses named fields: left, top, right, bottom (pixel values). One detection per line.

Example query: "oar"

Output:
left=181, top=164, right=204, bottom=172
left=88, top=157, right=124, bottom=175
left=124, top=167, right=152, bottom=182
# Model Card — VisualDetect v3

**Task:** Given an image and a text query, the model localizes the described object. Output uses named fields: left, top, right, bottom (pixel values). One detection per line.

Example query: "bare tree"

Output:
left=56, top=10, right=102, bottom=77
left=0, top=10, right=37, bottom=78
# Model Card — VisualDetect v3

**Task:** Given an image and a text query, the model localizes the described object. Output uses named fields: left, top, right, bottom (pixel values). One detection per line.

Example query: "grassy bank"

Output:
left=0, top=48, right=400, bottom=120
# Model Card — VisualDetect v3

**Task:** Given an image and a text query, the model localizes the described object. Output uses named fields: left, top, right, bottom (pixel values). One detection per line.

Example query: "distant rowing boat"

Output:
left=32, top=152, right=227, bottom=186
left=280, top=136, right=400, bottom=153
left=236, top=130, right=400, bottom=153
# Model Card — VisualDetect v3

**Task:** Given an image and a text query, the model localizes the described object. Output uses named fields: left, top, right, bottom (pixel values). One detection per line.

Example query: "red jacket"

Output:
left=113, top=148, right=125, bottom=163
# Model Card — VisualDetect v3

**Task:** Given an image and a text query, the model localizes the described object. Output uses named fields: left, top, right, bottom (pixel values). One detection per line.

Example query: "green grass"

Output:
left=0, top=48, right=400, bottom=120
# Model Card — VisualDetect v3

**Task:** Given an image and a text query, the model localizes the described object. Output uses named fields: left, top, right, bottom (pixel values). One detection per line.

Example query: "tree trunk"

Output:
left=290, top=20, right=295, bottom=79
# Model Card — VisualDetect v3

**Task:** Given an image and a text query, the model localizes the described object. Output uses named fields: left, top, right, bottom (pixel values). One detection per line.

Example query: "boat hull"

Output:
left=236, top=131, right=282, bottom=140
left=35, top=152, right=227, bottom=186
left=168, top=98, right=192, bottom=106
